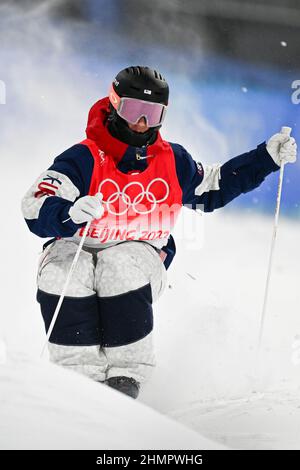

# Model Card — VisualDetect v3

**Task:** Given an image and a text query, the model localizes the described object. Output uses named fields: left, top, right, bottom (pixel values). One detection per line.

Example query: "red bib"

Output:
left=78, top=138, right=182, bottom=245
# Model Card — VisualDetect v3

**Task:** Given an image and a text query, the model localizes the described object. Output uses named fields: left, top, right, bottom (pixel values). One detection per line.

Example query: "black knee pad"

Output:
left=98, top=283, right=153, bottom=347
left=37, top=289, right=101, bottom=346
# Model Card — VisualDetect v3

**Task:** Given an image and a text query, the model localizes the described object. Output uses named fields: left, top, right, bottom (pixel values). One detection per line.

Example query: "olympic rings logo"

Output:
left=98, top=178, right=170, bottom=215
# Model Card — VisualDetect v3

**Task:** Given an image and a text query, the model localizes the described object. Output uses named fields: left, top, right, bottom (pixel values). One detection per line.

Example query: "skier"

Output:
left=22, top=66, right=297, bottom=399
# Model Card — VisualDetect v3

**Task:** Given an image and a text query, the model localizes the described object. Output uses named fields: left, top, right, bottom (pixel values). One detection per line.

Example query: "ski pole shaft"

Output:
left=40, top=221, right=91, bottom=357
left=258, top=126, right=291, bottom=349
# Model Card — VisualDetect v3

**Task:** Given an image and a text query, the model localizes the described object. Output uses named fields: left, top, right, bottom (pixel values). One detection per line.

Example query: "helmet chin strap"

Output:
left=107, top=106, right=159, bottom=147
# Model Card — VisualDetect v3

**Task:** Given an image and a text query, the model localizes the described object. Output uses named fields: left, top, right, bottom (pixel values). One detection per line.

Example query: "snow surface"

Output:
left=0, top=351, right=223, bottom=450
left=170, top=390, right=300, bottom=450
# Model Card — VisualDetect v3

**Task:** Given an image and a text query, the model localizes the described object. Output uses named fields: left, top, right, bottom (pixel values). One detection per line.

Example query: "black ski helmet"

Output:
left=107, top=66, right=169, bottom=147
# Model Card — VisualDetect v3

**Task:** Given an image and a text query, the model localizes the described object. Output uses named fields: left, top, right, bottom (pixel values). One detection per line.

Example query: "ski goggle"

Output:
left=109, top=85, right=167, bottom=127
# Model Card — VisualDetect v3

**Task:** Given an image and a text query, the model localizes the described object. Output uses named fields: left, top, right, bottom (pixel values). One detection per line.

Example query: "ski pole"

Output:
left=40, top=221, right=91, bottom=357
left=258, top=126, right=291, bottom=350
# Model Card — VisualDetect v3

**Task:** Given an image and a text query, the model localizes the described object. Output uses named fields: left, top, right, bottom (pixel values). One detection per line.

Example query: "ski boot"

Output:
left=105, top=376, right=140, bottom=399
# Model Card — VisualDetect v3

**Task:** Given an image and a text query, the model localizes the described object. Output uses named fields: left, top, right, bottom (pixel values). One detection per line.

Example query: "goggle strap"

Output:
left=109, top=85, right=121, bottom=110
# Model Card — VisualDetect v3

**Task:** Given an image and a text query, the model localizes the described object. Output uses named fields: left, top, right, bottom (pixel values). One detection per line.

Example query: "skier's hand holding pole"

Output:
left=266, top=127, right=297, bottom=166
left=69, top=192, right=104, bottom=224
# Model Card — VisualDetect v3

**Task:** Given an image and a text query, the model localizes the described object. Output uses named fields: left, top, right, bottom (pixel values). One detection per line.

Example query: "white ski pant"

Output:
left=37, top=239, right=167, bottom=384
